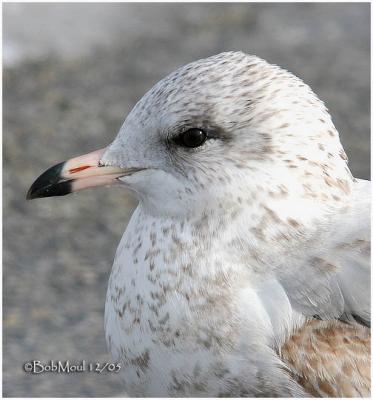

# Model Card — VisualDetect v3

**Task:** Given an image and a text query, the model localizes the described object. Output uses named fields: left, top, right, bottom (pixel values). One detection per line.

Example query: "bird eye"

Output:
left=174, top=128, right=207, bottom=148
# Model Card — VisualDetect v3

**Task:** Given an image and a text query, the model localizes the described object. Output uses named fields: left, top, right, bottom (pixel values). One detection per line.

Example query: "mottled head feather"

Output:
left=101, top=51, right=353, bottom=217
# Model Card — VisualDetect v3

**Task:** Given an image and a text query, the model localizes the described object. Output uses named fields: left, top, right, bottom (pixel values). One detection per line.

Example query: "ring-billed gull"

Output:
left=27, top=51, right=370, bottom=397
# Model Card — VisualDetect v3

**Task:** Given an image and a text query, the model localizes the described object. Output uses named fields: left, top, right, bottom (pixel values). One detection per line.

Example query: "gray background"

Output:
left=3, top=3, right=370, bottom=397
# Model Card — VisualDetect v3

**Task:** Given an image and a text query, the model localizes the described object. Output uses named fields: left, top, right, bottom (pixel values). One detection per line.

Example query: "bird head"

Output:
left=27, top=52, right=352, bottom=218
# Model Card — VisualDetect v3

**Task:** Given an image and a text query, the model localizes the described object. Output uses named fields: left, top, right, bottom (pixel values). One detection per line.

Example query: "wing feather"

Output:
left=280, top=319, right=371, bottom=397
left=277, top=179, right=370, bottom=325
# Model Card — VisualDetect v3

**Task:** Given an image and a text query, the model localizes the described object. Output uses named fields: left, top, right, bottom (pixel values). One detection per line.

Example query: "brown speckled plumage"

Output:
left=100, top=52, right=370, bottom=396
left=281, top=320, right=370, bottom=397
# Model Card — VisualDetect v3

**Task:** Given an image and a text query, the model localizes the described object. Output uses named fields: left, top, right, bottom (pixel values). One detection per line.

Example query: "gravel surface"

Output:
left=3, top=3, right=370, bottom=397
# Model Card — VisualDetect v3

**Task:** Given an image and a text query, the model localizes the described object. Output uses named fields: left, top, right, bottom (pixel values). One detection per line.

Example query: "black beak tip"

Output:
left=26, top=161, right=72, bottom=200
left=26, top=187, right=37, bottom=200
left=26, top=181, right=73, bottom=200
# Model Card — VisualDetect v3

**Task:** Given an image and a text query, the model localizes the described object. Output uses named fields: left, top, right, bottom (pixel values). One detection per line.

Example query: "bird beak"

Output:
left=27, top=148, right=141, bottom=199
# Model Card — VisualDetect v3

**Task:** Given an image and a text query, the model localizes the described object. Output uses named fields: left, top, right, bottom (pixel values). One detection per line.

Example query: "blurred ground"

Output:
left=3, top=3, right=370, bottom=397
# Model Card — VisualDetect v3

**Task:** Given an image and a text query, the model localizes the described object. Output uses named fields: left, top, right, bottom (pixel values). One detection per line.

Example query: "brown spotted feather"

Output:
left=280, top=320, right=371, bottom=397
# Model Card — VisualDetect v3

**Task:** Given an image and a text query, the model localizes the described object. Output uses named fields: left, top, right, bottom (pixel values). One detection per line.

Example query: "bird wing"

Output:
left=253, top=180, right=370, bottom=397
left=280, top=319, right=371, bottom=397
left=276, top=179, right=370, bottom=326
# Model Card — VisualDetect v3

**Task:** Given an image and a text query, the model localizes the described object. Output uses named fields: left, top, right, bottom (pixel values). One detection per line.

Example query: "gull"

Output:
left=27, top=51, right=370, bottom=397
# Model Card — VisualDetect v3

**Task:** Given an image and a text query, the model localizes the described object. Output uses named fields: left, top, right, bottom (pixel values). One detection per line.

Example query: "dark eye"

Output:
left=174, top=128, right=207, bottom=148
